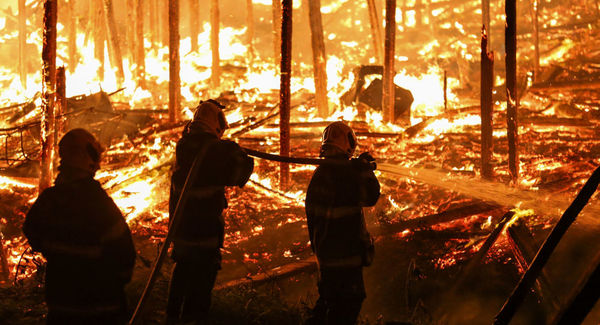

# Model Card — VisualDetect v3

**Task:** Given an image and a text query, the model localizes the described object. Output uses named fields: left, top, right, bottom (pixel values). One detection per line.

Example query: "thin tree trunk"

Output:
left=126, top=0, right=136, bottom=63
left=103, top=0, right=125, bottom=84
left=149, top=0, right=158, bottom=46
left=481, top=27, right=494, bottom=179
left=280, top=0, right=292, bottom=190
left=40, top=0, right=57, bottom=192
left=162, top=0, right=170, bottom=46
left=482, top=0, right=490, bottom=42
left=505, top=0, right=518, bottom=183
left=308, top=0, right=329, bottom=117
left=94, top=0, right=106, bottom=78
left=530, top=0, right=540, bottom=78
left=272, top=0, right=282, bottom=65
left=246, top=0, right=255, bottom=64
left=55, top=66, right=66, bottom=166
left=67, top=0, right=77, bottom=72
left=189, top=0, right=199, bottom=52
left=366, top=0, right=383, bottom=63
left=136, top=0, right=146, bottom=87
left=18, top=0, right=26, bottom=88
left=211, top=0, right=220, bottom=87
left=383, top=0, right=396, bottom=122
left=169, top=0, right=180, bottom=123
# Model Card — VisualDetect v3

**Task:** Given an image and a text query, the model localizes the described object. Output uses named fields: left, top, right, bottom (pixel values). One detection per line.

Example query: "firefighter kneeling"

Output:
left=305, top=122, right=381, bottom=325
left=167, top=99, right=254, bottom=324
left=23, top=129, right=136, bottom=325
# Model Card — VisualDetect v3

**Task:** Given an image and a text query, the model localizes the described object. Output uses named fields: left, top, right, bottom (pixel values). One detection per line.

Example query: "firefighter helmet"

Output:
left=193, top=99, right=229, bottom=137
left=320, top=121, right=357, bottom=158
left=58, top=128, right=104, bottom=173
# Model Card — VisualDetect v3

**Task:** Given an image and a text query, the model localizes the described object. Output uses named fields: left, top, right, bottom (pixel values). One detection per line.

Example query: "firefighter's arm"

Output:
left=102, top=199, right=136, bottom=283
left=352, top=153, right=381, bottom=207
left=23, top=190, right=53, bottom=252
left=222, top=140, right=255, bottom=187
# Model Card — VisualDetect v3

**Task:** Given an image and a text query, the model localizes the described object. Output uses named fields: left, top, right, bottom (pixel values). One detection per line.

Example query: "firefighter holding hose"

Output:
left=166, top=99, right=254, bottom=324
left=305, top=121, right=381, bottom=325
left=23, top=129, right=136, bottom=325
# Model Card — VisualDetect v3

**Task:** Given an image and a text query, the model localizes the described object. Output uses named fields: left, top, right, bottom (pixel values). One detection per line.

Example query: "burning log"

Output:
left=211, top=0, right=220, bottom=87
left=550, top=251, right=600, bottom=325
left=272, top=0, right=282, bottom=64
left=382, top=0, right=396, bottom=122
left=103, top=0, right=125, bottom=84
left=494, top=166, right=600, bottom=325
left=529, top=79, right=600, bottom=92
left=380, top=202, right=501, bottom=235
left=246, top=0, right=255, bottom=63
left=18, top=0, right=26, bottom=88
left=366, top=0, right=383, bottom=63
left=505, top=0, right=519, bottom=183
left=481, top=27, right=494, bottom=179
left=168, top=0, right=180, bottom=123
left=40, top=0, right=57, bottom=192
left=307, top=0, right=329, bottom=117
left=135, top=0, right=145, bottom=86
left=506, top=219, right=559, bottom=310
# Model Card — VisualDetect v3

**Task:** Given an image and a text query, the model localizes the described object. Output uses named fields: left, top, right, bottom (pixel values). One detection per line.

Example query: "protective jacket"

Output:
left=169, top=130, right=253, bottom=261
left=23, top=169, right=135, bottom=320
left=305, top=157, right=380, bottom=269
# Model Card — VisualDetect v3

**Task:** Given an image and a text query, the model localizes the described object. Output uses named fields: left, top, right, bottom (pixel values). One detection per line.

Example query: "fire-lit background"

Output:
left=1, top=0, right=600, bottom=323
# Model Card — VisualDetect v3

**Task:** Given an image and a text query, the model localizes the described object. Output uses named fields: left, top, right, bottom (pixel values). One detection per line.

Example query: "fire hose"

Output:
left=128, top=146, right=375, bottom=323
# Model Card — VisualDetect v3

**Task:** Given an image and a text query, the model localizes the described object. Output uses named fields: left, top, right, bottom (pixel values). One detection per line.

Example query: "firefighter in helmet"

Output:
left=305, top=121, right=380, bottom=325
left=23, top=128, right=136, bottom=325
left=167, top=99, right=254, bottom=324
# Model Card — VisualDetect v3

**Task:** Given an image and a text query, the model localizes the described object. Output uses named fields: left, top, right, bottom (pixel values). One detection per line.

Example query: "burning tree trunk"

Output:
left=93, top=0, right=106, bottom=78
left=40, top=0, right=57, bottom=192
left=126, top=0, right=135, bottom=63
left=18, top=0, right=26, bottom=88
left=280, top=0, right=292, bottom=189
left=307, top=0, right=329, bottom=117
left=169, top=0, right=180, bottom=123
left=55, top=66, right=66, bottom=163
left=211, top=0, right=221, bottom=87
left=103, top=0, right=125, bottom=84
left=272, top=0, right=282, bottom=64
left=505, top=0, right=518, bottom=183
left=481, top=27, right=494, bottom=179
left=482, top=0, right=490, bottom=42
left=246, top=0, right=255, bottom=64
left=366, top=0, right=383, bottom=63
left=136, top=0, right=146, bottom=87
left=530, top=0, right=540, bottom=78
left=383, top=0, right=396, bottom=122
left=149, top=0, right=158, bottom=46
left=189, top=0, right=199, bottom=52
left=66, top=0, right=76, bottom=72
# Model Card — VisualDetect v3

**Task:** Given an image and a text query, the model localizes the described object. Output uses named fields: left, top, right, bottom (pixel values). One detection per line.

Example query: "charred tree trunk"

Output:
left=55, top=66, right=66, bottom=165
left=383, top=0, right=396, bottom=122
left=272, top=0, right=282, bottom=65
left=366, top=0, right=383, bottom=63
left=136, top=0, right=146, bottom=87
left=308, top=0, right=329, bottom=117
left=169, top=0, right=180, bottom=123
left=280, top=0, right=292, bottom=189
left=18, top=0, right=26, bottom=88
left=530, top=0, right=540, bottom=78
left=505, top=0, right=518, bottom=183
left=103, top=0, right=125, bottom=84
left=40, top=0, right=57, bottom=192
left=189, top=0, right=199, bottom=52
left=211, top=0, right=220, bottom=87
left=246, top=0, right=255, bottom=64
left=481, top=27, right=494, bottom=179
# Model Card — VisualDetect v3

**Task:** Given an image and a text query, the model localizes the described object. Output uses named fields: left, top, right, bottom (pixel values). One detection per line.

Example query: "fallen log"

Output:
left=379, top=202, right=501, bottom=235
left=529, top=79, right=600, bottom=92
left=215, top=256, right=317, bottom=290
